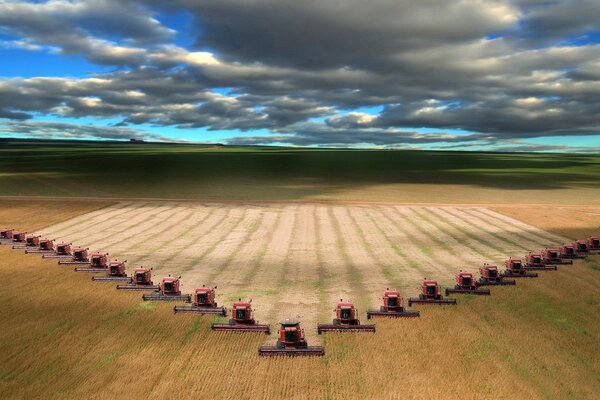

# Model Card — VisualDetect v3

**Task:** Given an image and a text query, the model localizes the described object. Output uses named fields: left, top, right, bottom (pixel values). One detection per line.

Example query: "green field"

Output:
left=1, top=139, right=599, bottom=203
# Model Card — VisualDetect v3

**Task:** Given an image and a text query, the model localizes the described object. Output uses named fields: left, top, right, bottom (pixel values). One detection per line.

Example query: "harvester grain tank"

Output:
left=212, top=299, right=270, bottom=333
left=542, top=248, right=572, bottom=265
left=478, top=264, right=516, bottom=286
left=43, top=242, right=72, bottom=259
left=408, top=279, right=457, bottom=306
left=173, top=285, right=226, bottom=315
left=74, top=253, right=110, bottom=272
left=25, top=239, right=55, bottom=254
left=502, top=258, right=537, bottom=278
left=524, top=252, right=557, bottom=271
left=92, top=260, right=130, bottom=282
left=445, top=271, right=491, bottom=295
left=116, top=267, right=160, bottom=291
left=142, top=276, right=191, bottom=302
left=58, top=247, right=90, bottom=265
left=318, top=300, right=376, bottom=332
left=259, top=319, right=324, bottom=357
left=367, top=289, right=420, bottom=318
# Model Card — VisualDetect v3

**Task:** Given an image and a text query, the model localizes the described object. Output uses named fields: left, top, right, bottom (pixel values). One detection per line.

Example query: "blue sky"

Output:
left=0, top=0, right=599, bottom=152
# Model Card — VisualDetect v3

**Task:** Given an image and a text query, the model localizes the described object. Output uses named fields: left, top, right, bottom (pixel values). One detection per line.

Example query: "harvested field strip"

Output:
left=34, top=202, right=567, bottom=328
left=477, top=207, right=568, bottom=243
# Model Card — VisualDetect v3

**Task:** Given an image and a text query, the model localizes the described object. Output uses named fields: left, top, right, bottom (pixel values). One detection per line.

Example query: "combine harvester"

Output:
left=445, top=271, right=491, bottom=296
left=74, top=253, right=110, bottom=272
left=502, top=258, right=538, bottom=278
left=12, top=234, right=40, bottom=250
left=0, top=228, right=14, bottom=244
left=408, top=279, right=457, bottom=306
left=25, top=239, right=55, bottom=254
left=524, top=252, right=557, bottom=271
left=588, top=236, right=600, bottom=252
left=11, top=231, right=26, bottom=245
left=42, top=242, right=73, bottom=259
left=259, top=319, right=324, bottom=357
left=92, top=260, right=130, bottom=282
left=212, top=299, right=270, bottom=333
left=478, top=264, right=515, bottom=286
left=367, top=289, right=420, bottom=319
left=574, top=240, right=595, bottom=255
left=142, top=276, right=192, bottom=302
left=116, top=268, right=160, bottom=291
left=559, top=244, right=586, bottom=259
left=542, top=248, right=572, bottom=265
left=173, top=285, right=226, bottom=315
left=318, top=300, right=376, bottom=332
left=58, top=247, right=90, bottom=265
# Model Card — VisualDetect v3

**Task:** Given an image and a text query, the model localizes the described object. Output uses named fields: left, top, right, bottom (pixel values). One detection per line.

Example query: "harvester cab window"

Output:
left=92, top=258, right=101, bottom=266
left=136, top=274, right=144, bottom=283
left=488, top=269, right=497, bottom=278
left=341, top=308, right=352, bottom=320
left=236, top=308, right=246, bottom=320
left=27, top=238, right=34, bottom=244
left=533, top=257, right=541, bottom=264
left=285, top=329, right=297, bottom=344
left=566, top=248, right=573, bottom=254
left=513, top=262, right=521, bottom=271
left=462, top=277, right=471, bottom=287
left=111, top=266, right=118, bottom=274
left=387, top=297, right=398, bottom=308
left=197, top=293, right=207, bottom=304
left=57, top=246, right=65, bottom=253
left=164, top=282, right=173, bottom=292
left=426, top=285, right=436, bottom=296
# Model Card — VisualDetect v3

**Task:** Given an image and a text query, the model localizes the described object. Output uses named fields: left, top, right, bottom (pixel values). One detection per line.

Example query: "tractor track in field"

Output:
left=35, top=202, right=570, bottom=328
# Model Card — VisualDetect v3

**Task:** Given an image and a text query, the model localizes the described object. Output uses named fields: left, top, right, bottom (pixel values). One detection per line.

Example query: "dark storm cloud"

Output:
left=0, top=0, right=599, bottom=148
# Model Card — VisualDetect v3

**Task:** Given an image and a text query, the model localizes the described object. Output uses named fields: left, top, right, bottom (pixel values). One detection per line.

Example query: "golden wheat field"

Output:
left=1, top=200, right=599, bottom=400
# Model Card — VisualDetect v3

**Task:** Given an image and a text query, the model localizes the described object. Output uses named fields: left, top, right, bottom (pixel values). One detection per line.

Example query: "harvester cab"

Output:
left=320, top=300, right=376, bottom=332
left=142, top=276, right=191, bottom=302
left=542, top=248, right=572, bottom=265
left=12, top=231, right=26, bottom=243
left=574, top=240, right=589, bottom=254
left=0, top=228, right=14, bottom=242
left=43, top=242, right=72, bottom=258
left=446, top=271, right=490, bottom=295
left=212, top=299, right=271, bottom=333
left=259, top=319, right=324, bottom=356
left=503, top=258, right=537, bottom=277
left=59, top=247, right=90, bottom=265
left=74, top=252, right=109, bottom=272
left=174, top=285, right=226, bottom=315
left=588, top=236, right=600, bottom=251
left=478, top=264, right=515, bottom=286
left=408, top=280, right=457, bottom=306
left=91, top=260, right=130, bottom=282
left=116, top=267, right=160, bottom=290
left=524, top=252, right=557, bottom=271
left=367, top=289, right=420, bottom=318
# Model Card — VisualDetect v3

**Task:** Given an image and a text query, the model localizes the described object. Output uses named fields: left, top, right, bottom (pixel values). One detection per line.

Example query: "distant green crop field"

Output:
left=1, top=140, right=599, bottom=204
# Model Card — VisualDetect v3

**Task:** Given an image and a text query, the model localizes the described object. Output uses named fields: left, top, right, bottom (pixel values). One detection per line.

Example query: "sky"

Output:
left=0, top=0, right=599, bottom=152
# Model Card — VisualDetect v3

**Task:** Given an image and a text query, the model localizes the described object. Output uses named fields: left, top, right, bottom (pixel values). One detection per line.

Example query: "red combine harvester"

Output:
left=25, top=239, right=55, bottom=254
left=116, top=268, right=160, bottom=291
left=0, top=228, right=14, bottom=243
left=445, top=271, right=491, bottom=296
left=367, top=289, right=420, bottom=318
left=43, top=242, right=72, bottom=259
left=574, top=240, right=592, bottom=255
left=11, top=231, right=26, bottom=244
left=142, top=276, right=192, bottom=302
left=588, top=236, right=600, bottom=252
left=478, top=264, right=515, bottom=286
left=92, top=260, right=130, bottom=282
left=559, top=244, right=585, bottom=259
left=58, top=247, right=89, bottom=265
left=408, top=279, right=457, bottom=306
left=13, top=234, right=40, bottom=250
left=524, top=252, right=557, bottom=271
left=212, top=299, right=270, bottom=333
left=173, top=285, right=226, bottom=315
left=74, top=253, right=109, bottom=272
left=542, top=248, right=572, bottom=265
left=318, top=300, right=376, bottom=333
left=259, top=319, right=324, bottom=357
left=502, top=258, right=537, bottom=278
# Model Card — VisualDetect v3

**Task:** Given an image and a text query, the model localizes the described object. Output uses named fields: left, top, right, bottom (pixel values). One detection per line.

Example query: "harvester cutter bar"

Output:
left=524, top=266, right=557, bottom=271
left=544, top=259, right=573, bottom=265
left=211, top=323, right=271, bottom=333
left=116, top=284, right=160, bottom=291
left=445, top=288, right=491, bottom=296
left=317, top=324, right=376, bottom=333
left=25, top=250, right=53, bottom=254
left=142, top=294, right=192, bottom=302
left=408, top=298, right=457, bottom=306
left=74, top=267, right=107, bottom=273
left=501, top=272, right=538, bottom=278
left=258, top=346, right=325, bottom=357
left=43, top=254, right=71, bottom=259
left=92, top=276, right=131, bottom=282
left=478, top=279, right=516, bottom=286
left=366, top=310, right=420, bottom=319
left=58, top=260, right=89, bottom=265
left=173, top=306, right=227, bottom=315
